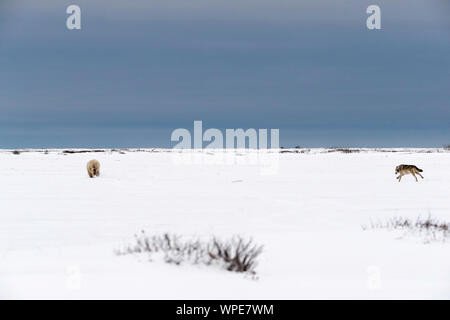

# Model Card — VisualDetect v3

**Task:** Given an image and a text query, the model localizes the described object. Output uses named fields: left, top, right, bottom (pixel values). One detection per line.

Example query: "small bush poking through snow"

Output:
left=362, top=216, right=449, bottom=243
left=328, top=148, right=360, bottom=153
left=115, top=232, right=263, bottom=277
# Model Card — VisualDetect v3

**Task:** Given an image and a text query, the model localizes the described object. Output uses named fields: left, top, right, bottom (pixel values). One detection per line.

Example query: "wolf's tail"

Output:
left=415, top=166, right=423, bottom=172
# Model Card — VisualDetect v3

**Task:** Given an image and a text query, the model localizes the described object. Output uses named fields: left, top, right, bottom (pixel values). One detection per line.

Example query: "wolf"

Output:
left=395, top=164, right=424, bottom=182
left=87, top=159, right=100, bottom=178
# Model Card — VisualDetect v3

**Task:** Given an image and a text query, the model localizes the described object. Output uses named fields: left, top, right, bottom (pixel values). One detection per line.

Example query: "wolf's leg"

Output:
left=412, top=172, right=418, bottom=182
left=417, top=172, right=424, bottom=179
left=398, top=174, right=402, bottom=182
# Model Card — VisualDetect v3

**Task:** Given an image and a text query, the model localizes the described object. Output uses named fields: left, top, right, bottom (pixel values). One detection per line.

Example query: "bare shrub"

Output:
left=279, top=147, right=311, bottom=154
left=208, top=237, right=262, bottom=273
left=111, top=149, right=126, bottom=154
left=280, top=149, right=300, bottom=153
left=444, top=145, right=450, bottom=151
left=115, top=232, right=263, bottom=276
left=328, top=148, right=360, bottom=153
left=362, top=216, right=450, bottom=242
left=11, top=150, right=20, bottom=155
left=62, top=149, right=105, bottom=154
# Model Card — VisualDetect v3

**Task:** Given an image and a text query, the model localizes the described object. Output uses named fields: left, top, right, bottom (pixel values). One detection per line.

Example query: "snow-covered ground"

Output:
left=0, top=148, right=449, bottom=299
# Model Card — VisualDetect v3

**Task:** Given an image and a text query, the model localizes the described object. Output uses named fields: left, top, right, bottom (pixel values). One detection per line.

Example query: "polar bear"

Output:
left=87, top=159, right=100, bottom=178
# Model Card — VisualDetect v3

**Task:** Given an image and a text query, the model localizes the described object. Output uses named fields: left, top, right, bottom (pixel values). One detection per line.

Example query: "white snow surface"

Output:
left=0, top=148, right=449, bottom=299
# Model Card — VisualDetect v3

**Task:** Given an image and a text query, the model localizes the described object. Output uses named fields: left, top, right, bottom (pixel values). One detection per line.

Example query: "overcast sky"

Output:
left=0, top=0, right=449, bottom=148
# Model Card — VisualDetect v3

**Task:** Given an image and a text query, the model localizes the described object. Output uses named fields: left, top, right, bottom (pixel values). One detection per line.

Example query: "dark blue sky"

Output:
left=0, top=0, right=449, bottom=148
